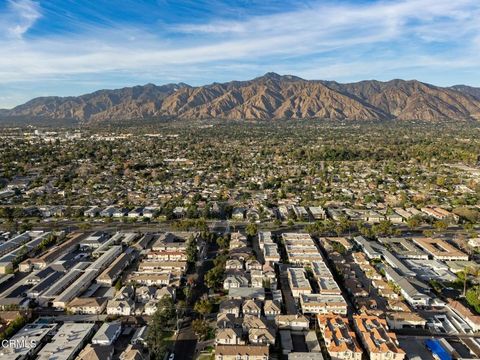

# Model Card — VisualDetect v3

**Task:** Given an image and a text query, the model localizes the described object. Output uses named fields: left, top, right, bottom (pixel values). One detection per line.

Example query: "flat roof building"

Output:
left=380, top=249, right=416, bottom=277
left=287, top=267, right=312, bottom=298
left=310, top=261, right=342, bottom=295
left=263, top=244, right=280, bottom=263
left=0, top=319, right=57, bottom=359
left=386, top=312, right=426, bottom=330
left=412, top=237, right=468, bottom=261
left=36, top=322, right=95, bottom=360
left=282, top=233, right=322, bottom=265
left=308, top=206, right=326, bottom=220
left=228, top=287, right=265, bottom=300
left=80, top=231, right=109, bottom=249
left=377, top=237, right=428, bottom=259
left=53, top=246, right=121, bottom=308
left=403, top=259, right=457, bottom=282
left=384, top=266, right=431, bottom=308
left=258, top=232, right=274, bottom=250
left=300, top=294, right=348, bottom=315
left=38, top=262, right=90, bottom=305
left=353, top=236, right=382, bottom=260
left=97, top=252, right=133, bottom=286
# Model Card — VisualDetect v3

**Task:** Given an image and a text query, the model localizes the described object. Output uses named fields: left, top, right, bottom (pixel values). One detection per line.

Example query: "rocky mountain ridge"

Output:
left=1, top=73, right=480, bottom=123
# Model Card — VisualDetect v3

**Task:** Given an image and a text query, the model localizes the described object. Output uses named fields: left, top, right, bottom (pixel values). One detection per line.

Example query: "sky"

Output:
left=0, top=0, right=480, bottom=108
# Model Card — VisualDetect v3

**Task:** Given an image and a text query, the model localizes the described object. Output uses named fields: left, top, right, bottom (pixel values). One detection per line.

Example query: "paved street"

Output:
left=173, top=325, right=197, bottom=360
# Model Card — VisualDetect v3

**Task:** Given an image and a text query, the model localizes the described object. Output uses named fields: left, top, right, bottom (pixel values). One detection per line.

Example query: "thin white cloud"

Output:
left=0, top=0, right=480, bottom=107
left=1, top=0, right=41, bottom=38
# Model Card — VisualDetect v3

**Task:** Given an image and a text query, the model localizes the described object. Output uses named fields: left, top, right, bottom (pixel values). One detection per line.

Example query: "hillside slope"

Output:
left=1, top=73, right=480, bottom=123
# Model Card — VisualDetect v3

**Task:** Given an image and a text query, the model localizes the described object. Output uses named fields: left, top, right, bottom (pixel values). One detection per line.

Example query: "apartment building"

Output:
left=353, top=315, right=405, bottom=360
left=37, top=322, right=95, bottom=360
left=317, top=315, right=363, bottom=360
left=300, top=294, right=348, bottom=315
left=384, top=266, right=430, bottom=308
left=214, top=345, right=268, bottom=360
left=412, top=237, right=468, bottom=261
left=287, top=267, right=312, bottom=298
left=282, top=233, right=323, bottom=265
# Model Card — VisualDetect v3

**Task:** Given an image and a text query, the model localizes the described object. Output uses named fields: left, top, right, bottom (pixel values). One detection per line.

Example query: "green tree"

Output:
left=183, top=286, right=192, bottom=303
left=372, top=220, right=395, bottom=236
left=146, top=296, right=176, bottom=359
left=246, top=223, right=258, bottom=237
left=191, top=319, right=212, bottom=341
left=157, top=296, right=176, bottom=323
left=205, top=266, right=224, bottom=289
left=466, top=286, right=480, bottom=313
left=216, top=235, right=230, bottom=249
left=406, top=215, right=422, bottom=230
left=0, top=316, right=27, bottom=341
left=423, top=229, right=434, bottom=237
left=114, top=279, right=122, bottom=291
left=186, top=235, right=198, bottom=264
left=433, top=220, right=448, bottom=233
left=194, top=298, right=213, bottom=317
left=331, top=241, right=346, bottom=254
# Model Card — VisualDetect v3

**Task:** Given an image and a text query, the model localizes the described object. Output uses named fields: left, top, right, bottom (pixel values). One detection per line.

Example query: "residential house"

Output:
left=67, top=297, right=107, bottom=315
left=119, top=345, right=146, bottom=360
left=276, top=315, right=310, bottom=331
left=216, top=328, right=245, bottom=345
left=77, top=344, right=114, bottom=360
left=107, top=298, right=134, bottom=316
left=225, top=259, right=244, bottom=271
left=246, top=259, right=262, bottom=271
left=219, top=299, right=242, bottom=317
left=144, top=300, right=158, bottom=316
left=448, top=300, right=480, bottom=332
left=155, top=287, right=176, bottom=301
left=231, top=208, right=246, bottom=220
left=217, top=313, right=242, bottom=329
left=264, top=300, right=281, bottom=320
left=214, top=345, right=268, bottom=360
left=136, top=286, right=156, bottom=303
left=84, top=206, right=101, bottom=218
left=249, top=328, right=275, bottom=345
left=250, top=270, right=264, bottom=288
left=224, top=275, right=249, bottom=290
left=242, top=315, right=268, bottom=333
left=243, top=300, right=262, bottom=317
left=92, top=322, right=122, bottom=346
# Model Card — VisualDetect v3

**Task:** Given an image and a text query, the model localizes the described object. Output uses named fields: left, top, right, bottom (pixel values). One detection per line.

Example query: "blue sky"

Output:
left=0, top=0, right=480, bottom=108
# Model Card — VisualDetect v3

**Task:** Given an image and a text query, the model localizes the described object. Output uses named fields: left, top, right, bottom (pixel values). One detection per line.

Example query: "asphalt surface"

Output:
left=398, top=337, right=435, bottom=360
left=173, top=326, right=197, bottom=360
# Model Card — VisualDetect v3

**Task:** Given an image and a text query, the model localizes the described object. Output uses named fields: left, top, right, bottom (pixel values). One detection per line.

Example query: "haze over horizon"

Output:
left=1, top=0, right=480, bottom=108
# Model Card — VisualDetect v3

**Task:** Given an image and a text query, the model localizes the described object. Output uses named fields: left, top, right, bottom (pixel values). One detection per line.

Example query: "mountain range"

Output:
left=1, top=72, right=480, bottom=124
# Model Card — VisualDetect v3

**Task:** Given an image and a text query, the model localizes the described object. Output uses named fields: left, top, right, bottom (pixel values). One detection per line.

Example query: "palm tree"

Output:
left=462, top=265, right=480, bottom=297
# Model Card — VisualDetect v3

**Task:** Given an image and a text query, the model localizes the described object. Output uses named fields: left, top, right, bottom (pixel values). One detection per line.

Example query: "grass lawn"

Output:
left=197, top=354, right=214, bottom=360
